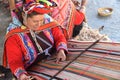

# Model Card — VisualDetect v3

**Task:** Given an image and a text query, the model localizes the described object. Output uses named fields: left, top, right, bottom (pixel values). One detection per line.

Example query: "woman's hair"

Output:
left=27, top=11, right=42, bottom=18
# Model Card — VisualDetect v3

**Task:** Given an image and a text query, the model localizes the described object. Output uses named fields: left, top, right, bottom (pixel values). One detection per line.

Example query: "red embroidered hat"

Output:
left=23, top=1, right=52, bottom=14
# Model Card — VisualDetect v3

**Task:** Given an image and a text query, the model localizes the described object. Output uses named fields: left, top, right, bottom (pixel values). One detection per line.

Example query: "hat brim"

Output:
left=28, top=7, right=52, bottom=14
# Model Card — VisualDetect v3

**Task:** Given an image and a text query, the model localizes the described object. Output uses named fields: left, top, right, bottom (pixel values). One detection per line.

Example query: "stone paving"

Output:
left=0, top=2, right=11, bottom=65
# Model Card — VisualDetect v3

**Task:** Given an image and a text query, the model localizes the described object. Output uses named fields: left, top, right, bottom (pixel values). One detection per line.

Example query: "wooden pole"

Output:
left=49, top=36, right=105, bottom=80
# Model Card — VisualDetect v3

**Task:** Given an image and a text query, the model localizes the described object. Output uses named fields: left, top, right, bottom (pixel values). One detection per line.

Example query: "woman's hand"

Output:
left=72, top=0, right=86, bottom=14
left=19, top=73, right=36, bottom=80
left=79, top=6, right=86, bottom=14
left=19, top=73, right=29, bottom=80
left=56, top=49, right=66, bottom=63
left=72, top=0, right=81, bottom=9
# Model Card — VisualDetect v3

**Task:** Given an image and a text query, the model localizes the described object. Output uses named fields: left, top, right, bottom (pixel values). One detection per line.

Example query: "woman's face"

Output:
left=25, top=14, right=44, bottom=30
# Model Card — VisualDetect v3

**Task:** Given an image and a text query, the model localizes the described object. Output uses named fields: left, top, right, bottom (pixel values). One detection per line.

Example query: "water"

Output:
left=85, top=0, right=120, bottom=42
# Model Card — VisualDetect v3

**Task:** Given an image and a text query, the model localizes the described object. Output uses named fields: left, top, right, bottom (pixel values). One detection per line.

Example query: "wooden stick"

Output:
left=8, top=0, right=16, bottom=10
left=49, top=36, right=105, bottom=80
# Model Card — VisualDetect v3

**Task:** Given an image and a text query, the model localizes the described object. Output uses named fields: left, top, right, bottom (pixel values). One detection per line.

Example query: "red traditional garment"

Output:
left=51, top=0, right=85, bottom=39
left=3, top=2, right=68, bottom=78
left=3, top=25, right=67, bottom=78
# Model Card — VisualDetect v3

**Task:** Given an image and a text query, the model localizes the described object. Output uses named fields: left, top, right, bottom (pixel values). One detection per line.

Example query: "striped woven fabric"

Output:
left=28, top=40, right=120, bottom=80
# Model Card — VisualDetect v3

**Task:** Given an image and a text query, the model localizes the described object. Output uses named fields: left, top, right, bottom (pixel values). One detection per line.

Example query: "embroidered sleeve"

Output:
left=14, top=67, right=27, bottom=78
left=5, top=34, right=27, bottom=78
left=52, top=27, right=68, bottom=52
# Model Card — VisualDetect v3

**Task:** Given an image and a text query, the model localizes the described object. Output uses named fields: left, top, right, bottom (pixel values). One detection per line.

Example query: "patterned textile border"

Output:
left=28, top=41, right=120, bottom=80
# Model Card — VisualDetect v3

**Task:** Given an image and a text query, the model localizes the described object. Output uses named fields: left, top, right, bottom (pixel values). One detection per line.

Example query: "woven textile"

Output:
left=51, top=0, right=76, bottom=39
left=28, top=40, right=120, bottom=80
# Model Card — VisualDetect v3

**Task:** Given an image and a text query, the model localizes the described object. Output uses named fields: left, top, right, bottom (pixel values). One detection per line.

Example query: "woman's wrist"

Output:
left=81, top=6, right=86, bottom=9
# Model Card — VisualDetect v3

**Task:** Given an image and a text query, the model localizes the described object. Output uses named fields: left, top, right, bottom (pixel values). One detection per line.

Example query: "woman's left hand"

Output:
left=56, top=49, right=66, bottom=63
left=79, top=6, right=86, bottom=14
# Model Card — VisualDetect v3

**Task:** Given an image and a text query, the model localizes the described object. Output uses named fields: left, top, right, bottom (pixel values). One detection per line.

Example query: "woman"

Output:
left=3, top=2, right=67, bottom=80
left=51, top=0, right=87, bottom=39
left=7, top=0, right=87, bottom=39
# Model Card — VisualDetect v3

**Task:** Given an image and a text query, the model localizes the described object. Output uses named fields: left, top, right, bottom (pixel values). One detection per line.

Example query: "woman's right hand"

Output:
left=19, top=73, right=29, bottom=80
left=19, top=73, right=35, bottom=80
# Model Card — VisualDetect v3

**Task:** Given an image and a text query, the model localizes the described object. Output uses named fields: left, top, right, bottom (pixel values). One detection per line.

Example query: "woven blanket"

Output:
left=28, top=41, right=120, bottom=80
